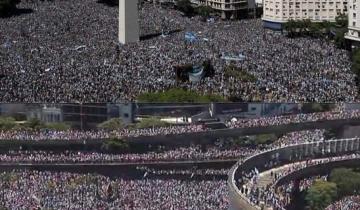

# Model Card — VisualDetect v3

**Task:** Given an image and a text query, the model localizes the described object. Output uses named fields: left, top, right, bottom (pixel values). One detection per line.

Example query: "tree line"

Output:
left=305, top=168, right=360, bottom=210
left=283, top=14, right=348, bottom=49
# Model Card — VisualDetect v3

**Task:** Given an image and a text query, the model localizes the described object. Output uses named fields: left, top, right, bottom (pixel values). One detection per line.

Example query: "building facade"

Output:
left=150, top=0, right=251, bottom=19
left=262, top=0, right=348, bottom=30
left=345, top=0, right=360, bottom=45
left=26, top=105, right=63, bottom=123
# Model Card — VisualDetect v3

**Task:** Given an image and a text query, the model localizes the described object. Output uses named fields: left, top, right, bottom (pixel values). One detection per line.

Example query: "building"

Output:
left=345, top=0, right=360, bottom=45
left=263, top=0, right=348, bottom=30
left=194, top=0, right=249, bottom=19
left=26, top=104, right=63, bottom=123
left=149, top=0, right=253, bottom=19
left=0, top=104, right=26, bottom=117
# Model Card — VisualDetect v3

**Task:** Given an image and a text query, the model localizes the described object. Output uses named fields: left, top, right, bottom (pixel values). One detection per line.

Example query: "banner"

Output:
left=188, top=65, right=205, bottom=82
left=185, top=32, right=197, bottom=43
left=221, top=52, right=246, bottom=61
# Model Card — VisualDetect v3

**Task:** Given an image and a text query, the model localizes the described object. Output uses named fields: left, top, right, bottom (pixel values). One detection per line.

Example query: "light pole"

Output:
left=80, top=103, right=83, bottom=131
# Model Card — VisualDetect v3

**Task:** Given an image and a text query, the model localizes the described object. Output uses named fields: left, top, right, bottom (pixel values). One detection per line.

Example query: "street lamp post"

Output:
left=80, top=103, right=83, bottom=131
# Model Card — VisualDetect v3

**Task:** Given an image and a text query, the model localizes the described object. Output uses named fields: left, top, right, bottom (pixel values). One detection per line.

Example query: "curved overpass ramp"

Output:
left=228, top=138, right=360, bottom=210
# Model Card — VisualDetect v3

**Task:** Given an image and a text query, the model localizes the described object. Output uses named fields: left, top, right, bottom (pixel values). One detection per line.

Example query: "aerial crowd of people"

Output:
left=0, top=0, right=357, bottom=102
left=0, top=170, right=229, bottom=210
left=1, top=0, right=360, bottom=208
left=226, top=109, right=360, bottom=129
left=0, top=129, right=325, bottom=164
left=0, top=128, right=328, bottom=209
left=0, top=124, right=207, bottom=141
left=0, top=122, right=356, bottom=209
left=0, top=109, right=357, bottom=141
left=0, top=146, right=244, bottom=163
left=238, top=152, right=360, bottom=210
left=325, top=196, right=360, bottom=210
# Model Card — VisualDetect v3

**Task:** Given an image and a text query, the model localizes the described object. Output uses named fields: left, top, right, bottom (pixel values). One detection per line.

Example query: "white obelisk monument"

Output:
left=119, top=0, right=139, bottom=44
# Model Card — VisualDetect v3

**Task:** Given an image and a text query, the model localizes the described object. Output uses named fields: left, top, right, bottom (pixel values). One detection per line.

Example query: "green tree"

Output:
left=24, top=118, right=44, bottom=130
left=302, top=19, right=312, bottom=29
left=233, top=134, right=277, bottom=147
left=300, top=19, right=312, bottom=35
left=309, top=22, right=322, bottom=37
left=284, top=19, right=297, bottom=37
left=352, top=49, right=360, bottom=84
left=255, top=134, right=277, bottom=145
left=101, top=138, right=129, bottom=153
left=335, top=13, right=348, bottom=28
left=44, top=122, right=71, bottom=131
left=305, top=180, right=337, bottom=210
left=201, top=94, right=226, bottom=102
left=320, top=21, right=332, bottom=35
left=296, top=20, right=306, bottom=35
left=176, top=0, right=194, bottom=17
left=334, top=28, right=347, bottom=49
left=136, top=117, right=169, bottom=129
left=0, top=116, right=16, bottom=130
left=0, top=0, right=20, bottom=17
left=10, top=113, right=26, bottom=121
left=301, top=103, right=334, bottom=113
left=97, top=118, right=124, bottom=131
left=329, top=168, right=360, bottom=197
left=196, top=5, right=213, bottom=21
left=137, top=88, right=226, bottom=103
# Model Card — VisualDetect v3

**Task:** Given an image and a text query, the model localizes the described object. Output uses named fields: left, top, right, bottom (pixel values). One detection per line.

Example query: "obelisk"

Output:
left=119, top=0, right=139, bottom=44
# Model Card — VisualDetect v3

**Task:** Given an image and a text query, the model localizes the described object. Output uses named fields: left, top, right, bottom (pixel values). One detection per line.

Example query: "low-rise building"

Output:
left=345, top=0, right=360, bottom=46
left=262, top=0, right=348, bottom=30
left=149, top=0, right=253, bottom=19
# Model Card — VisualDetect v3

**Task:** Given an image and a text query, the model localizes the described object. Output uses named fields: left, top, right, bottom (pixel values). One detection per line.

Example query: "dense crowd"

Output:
left=136, top=166, right=229, bottom=176
left=0, top=124, right=207, bottom=140
left=226, top=109, right=360, bottom=129
left=0, top=0, right=357, bottom=102
left=271, top=129, right=325, bottom=147
left=276, top=175, right=328, bottom=207
left=326, top=196, right=360, bottom=210
left=0, top=146, right=245, bottom=163
left=0, top=109, right=354, bottom=141
left=139, top=3, right=183, bottom=36
left=0, top=129, right=324, bottom=164
left=238, top=153, right=360, bottom=210
left=0, top=170, right=229, bottom=210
